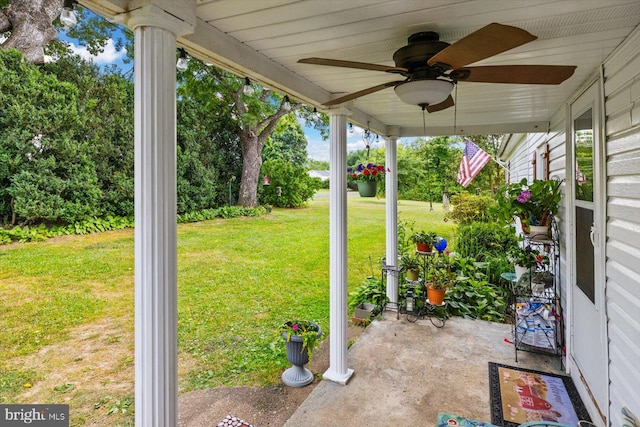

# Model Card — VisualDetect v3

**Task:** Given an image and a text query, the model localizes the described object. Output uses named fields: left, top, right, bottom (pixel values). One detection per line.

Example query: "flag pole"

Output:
left=489, top=155, right=509, bottom=172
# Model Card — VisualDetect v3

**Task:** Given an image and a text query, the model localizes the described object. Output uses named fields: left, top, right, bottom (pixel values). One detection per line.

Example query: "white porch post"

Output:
left=384, top=128, right=400, bottom=306
left=124, top=4, right=193, bottom=426
left=323, top=110, right=354, bottom=385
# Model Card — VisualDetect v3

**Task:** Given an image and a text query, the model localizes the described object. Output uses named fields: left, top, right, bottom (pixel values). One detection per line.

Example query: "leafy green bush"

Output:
left=259, top=159, right=321, bottom=208
left=447, top=193, right=496, bottom=224
left=446, top=276, right=507, bottom=322
left=455, top=221, right=518, bottom=260
left=0, top=208, right=266, bottom=245
left=177, top=206, right=265, bottom=223
left=348, top=277, right=389, bottom=314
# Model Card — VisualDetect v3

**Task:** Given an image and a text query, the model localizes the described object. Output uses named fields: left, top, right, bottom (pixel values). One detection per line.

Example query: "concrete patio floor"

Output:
left=284, top=313, right=563, bottom=426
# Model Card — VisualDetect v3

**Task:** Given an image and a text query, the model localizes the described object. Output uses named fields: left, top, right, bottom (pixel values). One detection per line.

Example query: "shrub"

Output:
left=259, top=159, right=321, bottom=208
left=0, top=208, right=266, bottom=245
left=446, top=276, right=507, bottom=322
left=455, top=222, right=518, bottom=260
left=348, top=277, right=389, bottom=314
left=447, top=194, right=496, bottom=224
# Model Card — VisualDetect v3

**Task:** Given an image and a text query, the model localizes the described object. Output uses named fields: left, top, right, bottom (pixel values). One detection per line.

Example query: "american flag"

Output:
left=457, top=139, right=491, bottom=187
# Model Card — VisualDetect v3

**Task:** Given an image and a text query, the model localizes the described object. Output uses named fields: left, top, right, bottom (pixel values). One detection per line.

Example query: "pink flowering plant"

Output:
left=278, top=320, right=321, bottom=360
left=347, top=163, right=385, bottom=182
left=493, top=178, right=562, bottom=228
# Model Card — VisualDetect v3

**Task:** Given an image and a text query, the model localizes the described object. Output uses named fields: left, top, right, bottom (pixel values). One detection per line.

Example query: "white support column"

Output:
left=323, top=109, right=354, bottom=385
left=384, top=128, right=400, bottom=306
left=124, top=5, right=193, bottom=427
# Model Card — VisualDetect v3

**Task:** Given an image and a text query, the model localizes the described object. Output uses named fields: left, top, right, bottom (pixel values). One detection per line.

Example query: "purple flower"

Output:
left=366, top=163, right=374, bottom=169
left=356, top=164, right=365, bottom=172
left=521, top=191, right=531, bottom=200
left=292, top=323, right=299, bottom=331
left=347, top=168, right=353, bottom=173
left=516, top=195, right=527, bottom=203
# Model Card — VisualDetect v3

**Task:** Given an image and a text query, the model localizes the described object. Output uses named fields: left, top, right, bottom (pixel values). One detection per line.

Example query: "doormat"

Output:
left=489, top=362, right=591, bottom=427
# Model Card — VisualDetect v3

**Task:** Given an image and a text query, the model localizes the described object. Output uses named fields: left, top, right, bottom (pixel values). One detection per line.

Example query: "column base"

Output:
left=322, top=367, right=354, bottom=385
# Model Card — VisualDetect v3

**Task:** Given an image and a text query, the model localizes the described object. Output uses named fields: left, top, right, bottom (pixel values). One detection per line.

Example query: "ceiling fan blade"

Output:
left=427, top=23, right=537, bottom=70
left=457, top=65, right=577, bottom=84
left=323, top=81, right=403, bottom=106
left=426, top=95, right=454, bottom=113
left=298, top=58, right=407, bottom=74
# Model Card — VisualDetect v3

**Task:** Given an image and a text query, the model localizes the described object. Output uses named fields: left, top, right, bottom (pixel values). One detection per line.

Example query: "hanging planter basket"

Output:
left=357, top=181, right=377, bottom=197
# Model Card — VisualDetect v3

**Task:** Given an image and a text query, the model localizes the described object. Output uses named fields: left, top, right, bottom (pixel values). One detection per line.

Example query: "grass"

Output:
left=0, top=193, right=455, bottom=425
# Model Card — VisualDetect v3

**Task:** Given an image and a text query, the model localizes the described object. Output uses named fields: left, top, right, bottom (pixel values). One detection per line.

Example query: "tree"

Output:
left=1, top=1, right=128, bottom=65
left=263, top=114, right=308, bottom=166
left=0, top=0, right=61, bottom=64
left=307, top=159, right=329, bottom=170
left=465, top=134, right=505, bottom=195
left=0, top=48, right=102, bottom=224
left=178, top=60, right=300, bottom=208
left=42, top=54, right=136, bottom=217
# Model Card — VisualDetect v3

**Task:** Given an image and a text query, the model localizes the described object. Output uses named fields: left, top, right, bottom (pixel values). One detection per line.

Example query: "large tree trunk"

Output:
left=0, top=0, right=62, bottom=64
left=234, top=89, right=298, bottom=208
left=238, top=130, right=263, bottom=207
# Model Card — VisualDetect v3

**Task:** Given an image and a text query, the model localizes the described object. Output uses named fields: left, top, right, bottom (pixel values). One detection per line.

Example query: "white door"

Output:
left=569, top=82, right=607, bottom=419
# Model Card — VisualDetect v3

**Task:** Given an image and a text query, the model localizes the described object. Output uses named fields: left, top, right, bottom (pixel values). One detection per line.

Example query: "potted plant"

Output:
left=493, top=178, right=562, bottom=238
left=349, top=276, right=389, bottom=320
left=400, top=253, right=421, bottom=281
left=411, top=231, right=436, bottom=252
left=347, top=163, right=385, bottom=197
left=532, top=270, right=554, bottom=288
left=278, top=320, right=322, bottom=387
left=507, top=246, right=549, bottom=280
left=427, top=251, right=457, bottom=305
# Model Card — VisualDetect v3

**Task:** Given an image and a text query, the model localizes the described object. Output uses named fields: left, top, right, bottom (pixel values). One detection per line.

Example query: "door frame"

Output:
left=565, top=73, right=609, bottom=424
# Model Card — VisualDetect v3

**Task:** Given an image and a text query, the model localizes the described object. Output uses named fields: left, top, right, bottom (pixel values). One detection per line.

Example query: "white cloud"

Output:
left=304, top=121, right=392, bottom=161
left=67, top=38, right=127, bottom=65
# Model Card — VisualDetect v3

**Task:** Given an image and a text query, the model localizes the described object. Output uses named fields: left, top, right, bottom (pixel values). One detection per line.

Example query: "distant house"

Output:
left=309, top=170, right=330, bottom=181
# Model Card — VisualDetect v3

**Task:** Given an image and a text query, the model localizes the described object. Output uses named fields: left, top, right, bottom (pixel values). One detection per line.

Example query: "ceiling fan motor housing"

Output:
left=393, top=32, right=450, bottom=70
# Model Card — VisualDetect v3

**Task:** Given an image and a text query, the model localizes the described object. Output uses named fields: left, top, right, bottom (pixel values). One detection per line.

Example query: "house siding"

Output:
left=602, top=24, right=640, bottom=426
left=502, top=113, right=572, bottom=347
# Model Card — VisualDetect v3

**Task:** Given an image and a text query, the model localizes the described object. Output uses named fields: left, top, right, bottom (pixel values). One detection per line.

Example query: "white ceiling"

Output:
left=86, top=0, right=640, bottom=137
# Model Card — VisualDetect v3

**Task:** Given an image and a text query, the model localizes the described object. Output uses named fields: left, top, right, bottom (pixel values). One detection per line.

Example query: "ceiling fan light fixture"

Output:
left=394, top=79, right=454, bottom=106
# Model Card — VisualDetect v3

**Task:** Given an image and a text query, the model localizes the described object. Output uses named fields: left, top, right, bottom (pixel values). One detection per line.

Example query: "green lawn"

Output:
left=0, top=194, right=455, bottom=423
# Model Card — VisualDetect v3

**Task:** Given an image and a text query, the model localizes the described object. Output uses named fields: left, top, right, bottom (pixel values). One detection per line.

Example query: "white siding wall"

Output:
left=602, top=26, right=640, bottom=426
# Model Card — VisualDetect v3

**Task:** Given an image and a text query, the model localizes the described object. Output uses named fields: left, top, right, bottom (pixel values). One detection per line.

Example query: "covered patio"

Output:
left=77, top=1, right=640, bottom=425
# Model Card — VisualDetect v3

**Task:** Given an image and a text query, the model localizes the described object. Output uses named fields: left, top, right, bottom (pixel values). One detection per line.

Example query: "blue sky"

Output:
left=303, top=122, right=388, bottom=162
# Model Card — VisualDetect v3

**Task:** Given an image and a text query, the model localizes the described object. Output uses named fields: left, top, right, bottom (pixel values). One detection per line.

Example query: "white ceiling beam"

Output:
left=399, top=121, right=550, bottom=138
left=181, top=18, right=333, bottom=108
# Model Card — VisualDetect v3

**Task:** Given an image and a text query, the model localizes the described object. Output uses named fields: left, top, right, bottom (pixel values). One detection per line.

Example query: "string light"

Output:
left=176, top=49, right=188, bottom=72
left=60, top=0, right=78, bottom=29
left=282, top=96, right=291, bottom=111
left=243, top=77, right=254, bottom=96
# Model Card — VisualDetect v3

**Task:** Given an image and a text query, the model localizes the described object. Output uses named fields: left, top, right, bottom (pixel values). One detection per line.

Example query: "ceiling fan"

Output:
left=298, top=23, right=576, bottom=112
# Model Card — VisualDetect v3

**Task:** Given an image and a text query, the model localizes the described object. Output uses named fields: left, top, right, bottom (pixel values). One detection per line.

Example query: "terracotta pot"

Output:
left=427, top=286, right=446, bottom=306
left=416, top=242, right=431, bottom=252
